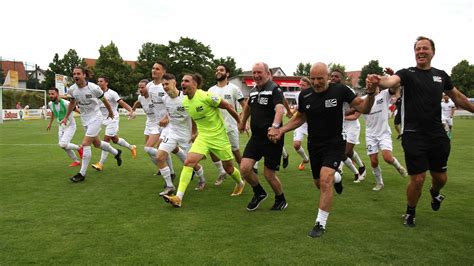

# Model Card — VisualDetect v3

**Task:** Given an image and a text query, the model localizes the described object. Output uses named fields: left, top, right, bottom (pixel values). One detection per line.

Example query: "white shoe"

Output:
left=397, top=166, right=408, bottom=177
left=372, top=183, right=384, bottom=191
left=214, top=173, right=226, bottom=186
left=159, top=186, right=176, bottom=196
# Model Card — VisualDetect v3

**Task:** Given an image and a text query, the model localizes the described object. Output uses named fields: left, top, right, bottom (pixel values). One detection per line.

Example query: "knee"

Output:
left=370, top=157, right=379, bottom=168
left=183, top=158, right=196, bottom=168
left=382, top=155, right=393, bottom=164
left=293, top=142, right=301, bottom=150
left=58, top=142, right=67, bottom=149
left=156, top=152, right=167, bottom=162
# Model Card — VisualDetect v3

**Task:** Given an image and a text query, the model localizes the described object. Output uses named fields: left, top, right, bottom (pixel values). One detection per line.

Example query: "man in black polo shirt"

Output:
left=269, top=62, right=376, bottom=237
left=239, top=62, right=287, bottom=212
left=367, top=36, right=474, bottom=227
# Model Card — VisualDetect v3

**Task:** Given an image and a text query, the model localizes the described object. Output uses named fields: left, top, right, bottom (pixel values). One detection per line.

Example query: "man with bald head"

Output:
left=269, top=62, right=376, bottom=237
left=239, top=62, right=288, bottom=211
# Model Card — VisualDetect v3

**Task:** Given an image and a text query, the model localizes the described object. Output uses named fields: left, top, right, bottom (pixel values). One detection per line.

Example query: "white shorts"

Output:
left=366, top=133, right=393, bottom=155
left=103, top=118, right=119, bottom=136
left=293, top=123, right=308, bottom=142
left=159, top=134, right=191, bottom=154
left=83, top=118, right=102, bottom=137
left=442, top=118, right=453, bottom=127
left=144, top=125, right=163, bottom=136
left=227, top=128, right=240, bottom=151
left=343, top=126, right=360, bottom=144
left=58, top=123, right=77, bottom=146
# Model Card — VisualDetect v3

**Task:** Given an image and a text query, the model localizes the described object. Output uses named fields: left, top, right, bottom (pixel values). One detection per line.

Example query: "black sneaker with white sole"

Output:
left=70, top=173, right=85, bottom=183
left=308, top=222, right=325, bottom=238
left=334, top=180, right=343, bottom=194
left=115, top=149, right=122, bottom=166
left=430, top=189, right=445, bottom=211
left=270, top=200, right=288, bottom=211
left=282, top=155, right=289, bottom=169
left=403, top=214, right=416, bottom=227
left=246, top=193, right=268, bottom=211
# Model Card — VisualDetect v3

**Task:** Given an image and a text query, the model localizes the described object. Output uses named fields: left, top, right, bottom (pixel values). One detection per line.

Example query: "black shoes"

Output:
left=270, top=200, right=288, bottom=211
left=70, top=173, right=85, bottom=183
left=403, top=214, right=416, bottom=227
left=282, top=155, right=289, bottom=169
left=308, top=222, right=325, bottom=238
left=115, top=149, right=122, bottom=166
left=430, top=190, right=446, bottom=211
left=246, top=193, right=268, bottom=211
left=334, top=180, right=343, bottom=194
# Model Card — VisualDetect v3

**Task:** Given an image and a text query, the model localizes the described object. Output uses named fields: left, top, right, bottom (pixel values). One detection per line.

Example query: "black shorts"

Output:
left=243, top=135, right=284, bottom=171
left=308, top=142, right=345, bottom=179
left=402, top=132, right=450, bottom=175
left=394, top=112, right=401, bottom=125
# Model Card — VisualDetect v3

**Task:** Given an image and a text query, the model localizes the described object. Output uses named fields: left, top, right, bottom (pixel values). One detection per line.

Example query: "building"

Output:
left=0, top=60, right=28, bottom=88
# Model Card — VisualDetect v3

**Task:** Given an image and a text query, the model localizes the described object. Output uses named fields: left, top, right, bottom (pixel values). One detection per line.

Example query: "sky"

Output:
left=1, top=0, right=473, bottom=75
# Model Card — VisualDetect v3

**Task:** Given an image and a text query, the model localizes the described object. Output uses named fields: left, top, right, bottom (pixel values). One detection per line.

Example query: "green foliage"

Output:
left=135, top=42, right=169, bottom=81
left=451, top=60, right=474, bottom=97
left=359, top=60, right=384, bottom=88
left=293, top=62, right=311, bottom=77
left=43, top=50, right=85, bottom=90
left=213, top=56, right=243, bottom=78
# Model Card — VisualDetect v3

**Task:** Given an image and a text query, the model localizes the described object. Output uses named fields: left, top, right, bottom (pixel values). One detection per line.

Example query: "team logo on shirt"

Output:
left=305, top=104, right=311, bottom=109
left=258, top=97, right=268, bottom=105
left=196, top=106, right=204, bottom=112
left=86, top=94, right=92, bottom=98
left=376, top=98, right=384, bottom=104
left=224, top=94, right=231, bottom=100
left=433, top=76, right=442, bottom=83
left=177, top=106, right=185, bottom=112
left=325, top=99, right=337, bottom=108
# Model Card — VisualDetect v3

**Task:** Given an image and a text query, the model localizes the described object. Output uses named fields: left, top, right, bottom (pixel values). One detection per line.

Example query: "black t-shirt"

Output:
left=298, top=83, right=356, bottom=145
left=248, top=80, right=284, bottom=138
left=396, top=67, right=454, bottom=134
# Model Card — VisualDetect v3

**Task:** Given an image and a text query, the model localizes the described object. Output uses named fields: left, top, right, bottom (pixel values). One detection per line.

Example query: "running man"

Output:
left=441, top=93, right=456, bottom=138
left=293, top=77, right=311, bottom=171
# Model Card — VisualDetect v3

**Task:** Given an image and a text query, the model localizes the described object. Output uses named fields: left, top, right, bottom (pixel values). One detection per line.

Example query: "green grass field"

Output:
left=1, top=117, right=473, bottom=264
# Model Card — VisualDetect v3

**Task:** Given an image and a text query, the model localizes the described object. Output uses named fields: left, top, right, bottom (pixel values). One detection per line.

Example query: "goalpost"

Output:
left=1, top=86, right=47, bottom=123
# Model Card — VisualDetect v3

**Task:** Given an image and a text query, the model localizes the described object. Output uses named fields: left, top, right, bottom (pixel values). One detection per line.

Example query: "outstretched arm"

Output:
left=219, top=99, right=240, bottom=125
left=445, top=88, right=474, bottom=113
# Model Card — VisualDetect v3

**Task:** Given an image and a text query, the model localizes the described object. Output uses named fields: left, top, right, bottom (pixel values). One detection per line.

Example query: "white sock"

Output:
left=65, top=149, right=78, bottom=161
left=282, top=147, right=288, bottom=158
left=160, top=166, right=174, bottom=187
left=315, top=208, right=329, bottom=228
left=99, top=150, right=108, bottom=164
left=65, top=143, right=80, bottom=150
left=334, top=171, right=342, bottom=183
left=100, top=141, right=118, bottom=155
left=175, top=147, right=187, bottom=163
left=144, top=146, right=158, bottom=165
left=214, top=161, right=226, bottom=175
left=80, top=146, right=92, bottom=176
left=117, top=138, right=132, bottom=149
left=176, top=191, right=184, bottom=200
left=372, top=166, right=383, bottom=184
left=195, top=166, right=205, bottom=182
left=296, top=147, right=309, bottom=161
left=351, top=151, right=364, bottom=167
left=344, top=157, right=358, bottom=174
left=167, top=156, right=174, bottom=174
left=338, top=161, right=343, bottom=172
left=391, top=157, right=402, bottom=170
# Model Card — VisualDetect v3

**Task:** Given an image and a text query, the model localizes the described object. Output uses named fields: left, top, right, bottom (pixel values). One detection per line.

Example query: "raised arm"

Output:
left=218, top=99, right=240, bottom=125
left=445, top=87, right=474, bottom=113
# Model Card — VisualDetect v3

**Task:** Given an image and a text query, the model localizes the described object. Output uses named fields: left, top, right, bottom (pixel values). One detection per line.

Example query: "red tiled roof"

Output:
left=346, top=70, right=361, bottom=88
left=84, top=58, right=136, bottom=69
left=0, top=61, right=28, bottom=81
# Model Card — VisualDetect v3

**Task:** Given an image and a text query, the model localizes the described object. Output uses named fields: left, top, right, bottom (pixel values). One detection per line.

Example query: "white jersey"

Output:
left=138, top=94, right=161, bottom=129
left=362, top=89, right=392, bottom=137
left=161, top=91, right=192, bottom=140
left=441, top=100, right=455, bottom=119
left=48, top=99, right=76, bottom=126
left=208, top=83, right=244, bottom=131
left=99, top=88, right=121, bottom=120
left=67, top=82, right=103, bottom=126
left=146, top=81, right=167, bottom=120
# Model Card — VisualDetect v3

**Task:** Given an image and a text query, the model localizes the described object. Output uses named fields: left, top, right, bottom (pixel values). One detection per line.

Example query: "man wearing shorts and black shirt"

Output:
left=367, top=36, right=474, bottom=227
left=269, top=62, right=376, bottom=237
left=239, top=62, right=287, bottom=211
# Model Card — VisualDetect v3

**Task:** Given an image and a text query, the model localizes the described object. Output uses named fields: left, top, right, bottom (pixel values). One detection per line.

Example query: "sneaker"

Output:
left=69, top=161, right=81, bottom=167
left=163, top=195, right=181, bottom=208
left=91, top=162, right=103, bottom=171
left=353, top=174, right=361, bottom=183
left=308, top=222, right=325, bottom=238
left=358, top=166, right=366, bottom=180
left=231, top=181, right=245, bottom=196
left=154, top=171, right=162, bottom=176
left=70, top=173, right=85, bottom=183
left=402, top=214, right=416, bottom=227
left=397, top=166, right=408, bottom=177
left=270, top=200, right=288, bottom=211
left=298, top=159, right=309, bottom=171
left=214, top=173, right=227, bottom=186
left=77, top=146, right=83, bottom=159
left=246, top=193, right=268, bottom=211
left=194, top=181, right=206, bottom=191
left=131, top=145, right=137, bottom=159
left=430, top=191, right=446, bottom=211
left=334, top=180, right=343, bottom=194
left=282, top=155, right=289, bottom=169
left=159, top=186, right=176, bottom=196
left=372, top=183, right=384, bottom=191
left=115, top=149, right=122, bottom=166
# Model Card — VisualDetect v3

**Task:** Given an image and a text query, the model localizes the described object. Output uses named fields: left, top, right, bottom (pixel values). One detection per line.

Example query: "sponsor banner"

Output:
left=55, top=74, right=70, bottom=95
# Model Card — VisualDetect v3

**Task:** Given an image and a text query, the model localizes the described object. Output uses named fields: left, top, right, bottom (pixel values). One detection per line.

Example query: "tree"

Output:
left=328, top=63, right=353, bottom=86
left=213, top=56, right=242, bottom=78
left=43, top=50, right=85, bottom=90
left=293, top=62, right=311, bottom=77
left=451, top=60, right=474, bottom=97
left=135, top=42, right=169, bottom=80
left=358, top=60, right=384, bottom=89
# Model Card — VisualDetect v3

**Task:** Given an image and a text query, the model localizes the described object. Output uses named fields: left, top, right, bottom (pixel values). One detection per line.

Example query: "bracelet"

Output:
left=272, top=123, right=280, bottom=129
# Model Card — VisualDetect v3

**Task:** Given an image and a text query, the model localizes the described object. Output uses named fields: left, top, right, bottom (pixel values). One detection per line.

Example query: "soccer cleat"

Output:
left=214, top=173, right=227, bottom=186
left=194, top=181, right=206, bottom=191
left=159, top=186, right=176, bottom=196
left=358, top=166, right=366, bottom=180
left=69, top=161, right=81, bottom=167
left=131, top=145, right=137, bottom=159
left=334, top=180, right=343, bottom=194
left=298, top=159, right=309, bottom=171
left=270, top=200, right=288, bottom=211
left=372, top=183, right=384, bottom=191
left=163, top=195, right=181, bottom=207
left=397, top=166, right=408, bottom=177
left=353, top=174, right=361, bottom=183
left=231, top=181, right=245, bottom=196
left=246, top=193, right=268, bottom=211
left=402, top=214, right=416, bottom=227
left=115, top=149, right=122, bottom=166
left=282, top=154, right=289, bottom=169
left=430, top=190, right=445, bottom=211
left=77, top=146, right=83, bottom=159
left=91, top=162, right=103, bottom=171
left=308, top=222, right=325, bottom=238
left=70, top=173, right=85, bottom=183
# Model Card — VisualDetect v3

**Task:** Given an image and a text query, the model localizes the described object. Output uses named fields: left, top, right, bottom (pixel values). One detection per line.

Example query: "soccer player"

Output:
left=441, top=93, right=456, bottom=138
left=46, top=87, right=82, bottom=166
left=367, top=36, right=474, bottom=227
left=293, top=77, right=311, bottom=171
left=163, top=73, right=245, bottom=208
left=361, top=86, right=408, bottom=191
left=60, top=66, right=122, bottom=182
left=208, top=64, right=246, bottom=186
left=91, top=76, right=137, bottom=171
left=238, top=62, right=288, bottom=212
left=157, top=73, right=205, bottom=195
left=269, top=62, right=376, bottom=237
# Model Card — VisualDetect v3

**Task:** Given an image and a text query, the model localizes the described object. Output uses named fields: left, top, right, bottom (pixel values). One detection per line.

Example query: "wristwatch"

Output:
left=272, top=123, right=280, bottom=129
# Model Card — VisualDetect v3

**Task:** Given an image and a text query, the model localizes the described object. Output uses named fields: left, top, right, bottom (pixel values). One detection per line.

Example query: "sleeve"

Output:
left=272, top=86, right=284, bottom=106
left=47, top=101, right=52, bottom=109
left=113, top=91, right=121, bottom=102
left=91, top=84, right=104, bottom=98
left=343, top=85, right=357, bottom=104
left=297, top=92, right=305, bottom=113
left=67, top=87, right=75, bottom=99
left=234, top=86, right=244, bottom=102
left=443, top=71, right=454, bottom=91
left=205, top=91, right=221, bottom=108
left=395, top=69, right=408, bottom=87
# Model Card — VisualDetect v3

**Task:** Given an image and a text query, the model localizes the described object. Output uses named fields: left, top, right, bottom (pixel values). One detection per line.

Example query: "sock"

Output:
left=391, top=157, right=402, bottom=170
left=167, top=156, right=175, bottom=174
left=65, top=143, right=80, bottom=151
left=117, top=138, right=132, bottom=149
left=351, top=151, right=364, bottom=167
left=282, top=147, right=288, bottom=158
left=372, top=166, right=383, bottom=184
left=344, top=157, right=358, bottom=174
left=144, top=146, right=158, bottom=165
left=160, top=166, right=174, bottom=187
left=430, top=187, right=440, bottom=198
left=99, top=150, right=109, bottom=164
left=100, top=141, right=118, bottom=155
left=195, top=166, right=205, bottom=182
left=315, top=208, right=329, bottom=228
left=406, top=205, right=416, bottom=216
left=175, top=147, right=187, bottom=163
left=276, top=193, right=286, bottom=202
left=65, top=149, right=78, bottom=161
left=80, top=146, right=91, bottom=176
left=252, top=183, right=266, bottom=195
left=296, top=147, right=309, bottom=161
left=177, top=166, right=194, bottom=200
left=228, top=167, right=243, bottom=184
left=213, top=161, right=226, bottom=175
left=334, top=171, right=342, bottom=183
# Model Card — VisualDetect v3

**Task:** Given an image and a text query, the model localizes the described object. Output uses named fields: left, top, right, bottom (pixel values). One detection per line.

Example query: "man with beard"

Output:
left=46, top=87, right=82, bottom=166
left=208, top=64, right=246, bottom=187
